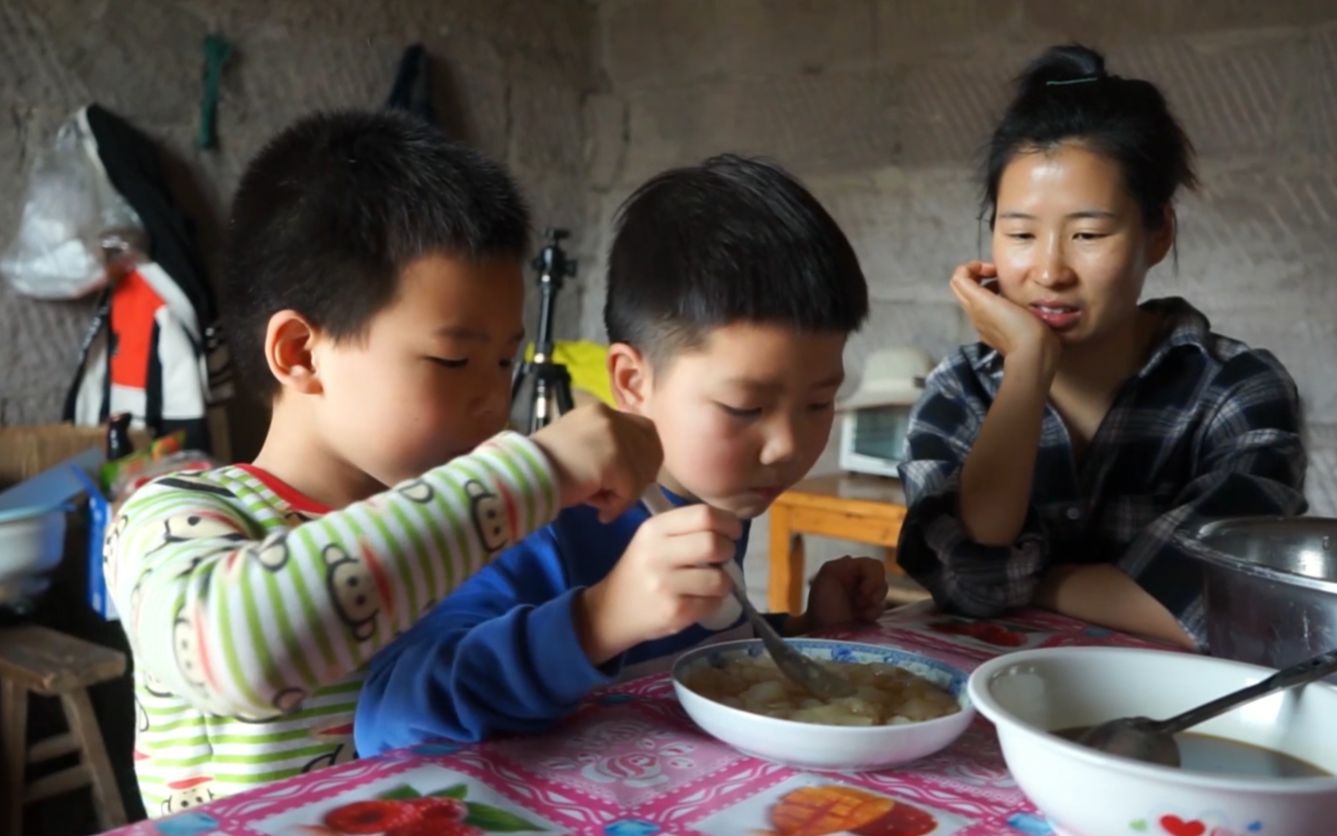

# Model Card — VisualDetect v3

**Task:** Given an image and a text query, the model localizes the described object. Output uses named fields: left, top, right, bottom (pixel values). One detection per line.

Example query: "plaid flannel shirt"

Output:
left=896, top=297, right=1307, bottom=646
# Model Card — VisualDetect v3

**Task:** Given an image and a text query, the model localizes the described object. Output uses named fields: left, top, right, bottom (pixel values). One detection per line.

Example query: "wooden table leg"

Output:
left=2, top=678, right=28, bottom=836
left=883, top=546, right=900, bottom=577
left=767, top=507, right=805, bottom=615
left=786, top=533, right=805, bottom=614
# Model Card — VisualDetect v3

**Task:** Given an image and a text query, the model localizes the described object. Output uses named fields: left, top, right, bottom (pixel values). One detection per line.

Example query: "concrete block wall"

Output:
left=0, top=0, right=598, bottom=453
left=2, top=0, right=1333, bottom=519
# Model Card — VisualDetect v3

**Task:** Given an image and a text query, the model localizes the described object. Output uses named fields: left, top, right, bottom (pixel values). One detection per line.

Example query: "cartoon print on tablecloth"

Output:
left=1006, top=806, right=1267, bottom=835
left=493, top=710, right=737, bottom=807
left=151, top=810, right=220, bottom=835
left=898, top=754, right=1018, bottom=794
left=253, top=770, right=555, bottom=835
left=925, top=615, right=1048, bottom=650
left=160, top=776, right=216, bottom=817
left=322, top=543, right=382, bottom=641
left=1007, top=811, right=1054, bottom=834
left=603, top=821, right=661, bottom=836
left=1127, top=811, right=1266, bottom=835
left=579, top=744, right=694, bottom=789
left=465, top=479, right=508, bottom=553
left=771, top=785, right=939, bottom=835
left=692, top=774, right=970, bottom=836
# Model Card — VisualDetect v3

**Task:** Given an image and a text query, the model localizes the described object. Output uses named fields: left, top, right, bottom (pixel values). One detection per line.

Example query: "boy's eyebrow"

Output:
left=434, top=326, right=527, bottom=343
left=723, top=372, right=845, bottom=391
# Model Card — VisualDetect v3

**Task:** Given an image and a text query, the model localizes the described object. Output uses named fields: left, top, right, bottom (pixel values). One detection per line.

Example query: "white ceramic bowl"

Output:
left=672, top=638, right=974, bottom=771
left=0, top=505, right=66, bottom=606
left=968, top=646, right=1337, bottom=836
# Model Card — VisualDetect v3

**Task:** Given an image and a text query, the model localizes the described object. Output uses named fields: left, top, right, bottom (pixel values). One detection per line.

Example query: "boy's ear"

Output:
left=264, top=310, right=323, bottom=396
left=607, top=342, right=652, bottom=413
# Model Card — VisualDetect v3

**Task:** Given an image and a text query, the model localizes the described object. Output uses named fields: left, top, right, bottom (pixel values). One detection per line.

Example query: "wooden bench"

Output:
left=1, top=625, right=129, bottom=833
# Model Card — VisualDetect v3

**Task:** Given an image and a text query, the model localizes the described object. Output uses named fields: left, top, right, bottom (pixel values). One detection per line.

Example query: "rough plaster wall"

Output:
left=2, top=0, right=1332, bottom=527
left=583, top=0, right=1337, bottom=592
left=0, top=0, right=598, bottom=455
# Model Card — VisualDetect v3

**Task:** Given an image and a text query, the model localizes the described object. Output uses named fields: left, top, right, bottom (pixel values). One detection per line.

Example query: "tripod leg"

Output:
left=555, top=374, right=575, bottom=414
left=511, top=363, right=540, bottom=434
left=530, top=377, right=551, bottom=433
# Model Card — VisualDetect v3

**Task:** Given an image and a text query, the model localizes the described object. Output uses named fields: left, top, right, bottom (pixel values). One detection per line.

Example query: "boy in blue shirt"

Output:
left=356, top=154, right=887, bottom=750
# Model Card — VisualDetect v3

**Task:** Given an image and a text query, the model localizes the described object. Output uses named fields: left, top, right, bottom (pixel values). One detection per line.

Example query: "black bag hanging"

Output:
left=385, top=44, right=437, bottom=127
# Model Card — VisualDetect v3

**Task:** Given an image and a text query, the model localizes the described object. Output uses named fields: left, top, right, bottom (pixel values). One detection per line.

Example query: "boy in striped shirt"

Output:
left=106, top=110, right=660, bottom=816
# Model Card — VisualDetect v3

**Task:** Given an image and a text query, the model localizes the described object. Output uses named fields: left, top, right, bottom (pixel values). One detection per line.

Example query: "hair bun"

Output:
left=1017, top=44, right=1107, bottom=92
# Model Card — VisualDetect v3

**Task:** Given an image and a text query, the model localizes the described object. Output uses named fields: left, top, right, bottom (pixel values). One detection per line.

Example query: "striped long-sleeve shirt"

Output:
left=106, top=431, right=556, bottom=816
left=896, top=297, right=1307, bottom=647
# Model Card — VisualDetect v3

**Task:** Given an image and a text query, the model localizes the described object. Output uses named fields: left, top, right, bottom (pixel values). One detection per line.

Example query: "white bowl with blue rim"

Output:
left=672, top=638, right=974, bottom=771
left=969, top=646, right=1337, bottom=836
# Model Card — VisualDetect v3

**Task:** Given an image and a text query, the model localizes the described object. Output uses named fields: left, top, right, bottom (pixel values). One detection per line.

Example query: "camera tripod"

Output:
left=511, top=228, right=577, bottom=434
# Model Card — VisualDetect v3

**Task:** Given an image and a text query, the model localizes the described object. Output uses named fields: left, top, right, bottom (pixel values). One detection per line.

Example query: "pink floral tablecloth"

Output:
left=104, top=605, right=1171, bottom=836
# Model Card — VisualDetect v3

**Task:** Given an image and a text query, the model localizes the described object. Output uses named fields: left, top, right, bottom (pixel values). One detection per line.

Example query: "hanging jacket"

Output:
left=62, top=104, right=232, bottom=452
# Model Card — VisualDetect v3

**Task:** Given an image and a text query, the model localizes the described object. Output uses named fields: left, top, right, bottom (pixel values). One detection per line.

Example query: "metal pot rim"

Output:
left=1175, top=524, right=1337, bottom=595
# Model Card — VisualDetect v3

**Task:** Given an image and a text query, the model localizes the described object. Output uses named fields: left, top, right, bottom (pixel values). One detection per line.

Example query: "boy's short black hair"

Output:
left=603, top=154, right=868, bottom=362
left=224, top=109, right=530, bottom=400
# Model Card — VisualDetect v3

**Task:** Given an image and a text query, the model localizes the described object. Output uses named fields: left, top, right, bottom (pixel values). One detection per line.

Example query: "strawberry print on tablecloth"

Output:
left=249, top=765, right=558, bottom=835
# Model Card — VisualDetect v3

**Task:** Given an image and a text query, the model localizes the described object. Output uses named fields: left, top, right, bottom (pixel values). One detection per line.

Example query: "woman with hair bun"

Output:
left=897, top=44, right=1307, bottom=649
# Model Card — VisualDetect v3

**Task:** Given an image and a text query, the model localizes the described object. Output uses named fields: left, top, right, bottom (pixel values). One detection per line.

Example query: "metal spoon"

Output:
left=640, top=487, right=855, bottom=699
left=1076, top=648, right=1337, bottom=767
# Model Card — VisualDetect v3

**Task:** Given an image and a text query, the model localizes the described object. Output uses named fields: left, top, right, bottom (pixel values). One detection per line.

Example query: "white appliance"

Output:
left=837, top=347, right=933, bottom=478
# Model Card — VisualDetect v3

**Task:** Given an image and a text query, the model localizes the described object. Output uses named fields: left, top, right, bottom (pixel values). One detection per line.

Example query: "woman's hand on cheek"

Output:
left=949, top=261, right=1059, bottom=376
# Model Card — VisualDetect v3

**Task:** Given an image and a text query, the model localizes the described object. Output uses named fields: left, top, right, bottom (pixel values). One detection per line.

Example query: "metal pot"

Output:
left=1177, top=516, right=1337, bottom=680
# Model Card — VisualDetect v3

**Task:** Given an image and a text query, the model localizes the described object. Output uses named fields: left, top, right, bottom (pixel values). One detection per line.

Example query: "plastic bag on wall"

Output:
left=0, top=109, right=144, bottom=299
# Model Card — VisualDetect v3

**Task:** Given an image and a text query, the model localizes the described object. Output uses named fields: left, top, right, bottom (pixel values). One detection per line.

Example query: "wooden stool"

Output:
left=1, top=625, right=128, bottom=833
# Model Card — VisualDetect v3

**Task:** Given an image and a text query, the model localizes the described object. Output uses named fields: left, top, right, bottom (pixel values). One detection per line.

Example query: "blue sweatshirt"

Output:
left=355, top=492, right=769, bottom=754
